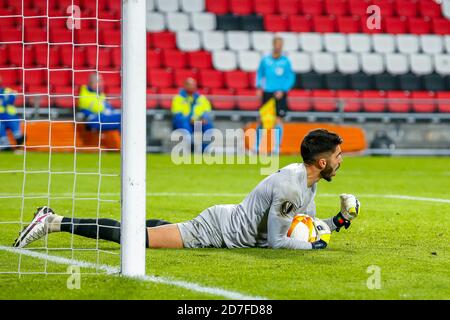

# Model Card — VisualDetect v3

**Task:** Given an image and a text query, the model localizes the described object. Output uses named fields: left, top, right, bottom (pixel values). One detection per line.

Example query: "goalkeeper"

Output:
left=14, top=129, right=360, bottom=250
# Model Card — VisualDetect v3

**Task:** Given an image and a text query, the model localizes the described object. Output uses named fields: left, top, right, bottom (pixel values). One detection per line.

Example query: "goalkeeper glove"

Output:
left=311, top=239, right=328, bottom=250
left=333, top=194, right=360, bottom=232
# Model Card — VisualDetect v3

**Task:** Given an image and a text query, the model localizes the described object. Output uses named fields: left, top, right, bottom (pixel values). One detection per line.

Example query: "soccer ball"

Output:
left=287, top=214, right=331, bottom=243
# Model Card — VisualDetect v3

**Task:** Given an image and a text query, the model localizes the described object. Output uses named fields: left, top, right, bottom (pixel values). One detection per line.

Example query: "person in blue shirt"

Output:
left=0, top=75, right=24, bottom=151
left=255, top=36, right=295, bottom=154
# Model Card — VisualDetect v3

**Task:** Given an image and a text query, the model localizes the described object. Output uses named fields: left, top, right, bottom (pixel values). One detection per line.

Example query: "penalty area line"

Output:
left=0, top=245, right=267, bottom=300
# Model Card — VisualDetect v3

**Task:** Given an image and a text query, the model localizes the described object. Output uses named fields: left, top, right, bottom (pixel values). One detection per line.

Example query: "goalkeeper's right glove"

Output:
left=333, top=194, right=361, bottom=232
left=311, top=239, right=328, bottom=250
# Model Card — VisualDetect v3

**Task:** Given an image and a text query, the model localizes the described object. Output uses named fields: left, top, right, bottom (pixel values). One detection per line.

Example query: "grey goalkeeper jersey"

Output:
left=215, top=163, right=319, bottom=250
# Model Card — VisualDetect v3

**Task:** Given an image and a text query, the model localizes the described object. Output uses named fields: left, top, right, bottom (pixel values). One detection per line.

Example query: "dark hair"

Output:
left=301, top=129, right=343, bottom=165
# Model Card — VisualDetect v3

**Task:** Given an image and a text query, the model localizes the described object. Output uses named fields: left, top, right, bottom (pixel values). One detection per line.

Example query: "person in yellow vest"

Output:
left=0, top=75, right=24, bottom=151
left=78, top=73, right=121, bottom=132
left=171, top=78, right=213, bottom=152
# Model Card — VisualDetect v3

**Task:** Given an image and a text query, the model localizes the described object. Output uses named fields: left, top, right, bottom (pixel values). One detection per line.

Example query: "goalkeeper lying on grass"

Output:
left=14, top=129, right=360, bottom=250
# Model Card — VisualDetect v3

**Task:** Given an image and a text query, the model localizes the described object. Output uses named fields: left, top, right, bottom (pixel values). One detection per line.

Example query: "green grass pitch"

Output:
left=0, top=152, right=449, bottom=300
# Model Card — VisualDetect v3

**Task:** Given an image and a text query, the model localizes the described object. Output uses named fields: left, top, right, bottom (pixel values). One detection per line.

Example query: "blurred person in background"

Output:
left=255, top=36, right=295, bottom=155
left=171, top=77, right=214, bottom=152
left=0, top=75, right=24, bottom=151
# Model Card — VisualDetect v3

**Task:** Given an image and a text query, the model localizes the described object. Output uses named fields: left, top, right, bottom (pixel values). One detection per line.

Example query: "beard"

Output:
left=320, top=163, right=339, bottom=182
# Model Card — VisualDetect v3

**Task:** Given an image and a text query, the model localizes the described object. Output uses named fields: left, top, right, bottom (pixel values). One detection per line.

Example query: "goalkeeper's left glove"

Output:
left=333, top=194, right=360, bottom=232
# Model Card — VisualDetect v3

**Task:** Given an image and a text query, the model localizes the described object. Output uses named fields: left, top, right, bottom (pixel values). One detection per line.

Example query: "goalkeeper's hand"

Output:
left=333, top=194, right=361, bottom=232
left=311, top=239, right=327, bottom=250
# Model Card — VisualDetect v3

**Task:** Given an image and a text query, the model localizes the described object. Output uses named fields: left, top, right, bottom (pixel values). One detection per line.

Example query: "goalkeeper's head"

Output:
left=301, top=129, right=343, bottom=182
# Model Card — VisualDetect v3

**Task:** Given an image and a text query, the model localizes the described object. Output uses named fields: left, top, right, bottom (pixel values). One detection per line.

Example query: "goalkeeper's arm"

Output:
left=322, top=194, right=361, bottom=232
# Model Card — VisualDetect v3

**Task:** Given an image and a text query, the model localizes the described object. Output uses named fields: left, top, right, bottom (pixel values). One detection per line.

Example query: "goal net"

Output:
left=0, top=0, right=146, bottom=277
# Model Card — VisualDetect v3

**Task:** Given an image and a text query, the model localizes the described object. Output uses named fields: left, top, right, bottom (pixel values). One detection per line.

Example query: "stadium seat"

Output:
left=24, top=69, right=47, bottom=87
left=229, top=0, right=254, bottom=15
left=362, top=90, right=386, bottom=112
left=209, top=88, right=236, bottom=110
left=162, top=50, right=187, bottom=68
left=152, top=32, right=176, bottom=49
left=167, top=13, right=190, bottom=32
left=251, top=32, right=274, bottom=53
left=236, top=89, right=260, bottom=110
left=409, top=54, right=433, bottom=75
left=419, top=0, right=442, bottom=18
left=238, top=50, right=262, bottom=71
left=146, top=12, right=166, bottom=32
left=323, top=33, right=347, bottom=53
left=385, top=53, right=409, bottom=75
left=431, top=18, right=450, bottom=35
left=288, top=15, right=312, bottom=32
left=399, top=73, right=423, bottom=91
left=226, top=31, right=251, bottom=51
left=336, top=90, right=361, bottom=112
left=241, top=15, right=265, bottom=31
left=156, top=0, right=178, bottom=13
left=25, top=27, right=46, bottom=43
left=312, top=90, right=336, bottom=112
left=177, top=31, right=201, bottom=52
left=60, top=46, right=86, bottom=69
left=386, top=91, right=410, bottom=113
left=7, top=45, right=29, bottom=68
left=324, top=0, right=348, bottom=15
left=87, top=47, right=113, bottom=70
left=396, top=34, right=419, bottom=54
left=206, top=0, right=229, bottom=15
left=312, top=53, right=336, bottom=74
left=0, top=26, right=21, bottom=43
left=348, top=0, right=370, bottom=16
left=212, top=50, right=237, bottom=71
left=75, top=29, right=97, bottom=45
left=277, top=32, right=299, bottom=51
left=349, top=72, right=373, bottom=90
left=224, top=70, right=250, bottom=89
left=0, top=69, right=18, bottom=86
left=49, top=28, right=72, bottom=44
left=288, top=52, right=312, bottom=73
left=35, top=45, right=61, bottom=69
left=147, top=49, right=162, bottom=68
left=423, top=74, right=446, bottom=91
left=0, top=46, right=7, bottom=67
left=202, top=31, right=226, bottom=51
left=145, top=87, right=158, bottom=110
left=102, top=72, right=121, bottom=88
left=325, top=73, right=348, bottom=90
left=174, top=69, right=199, bottom=87
left=313, top=16, right=336, bottom=33
left=299, top=33, right=323, bottom=52
left=216, top=14, right=241, bottom=31
left=374, top=73, right=399, bottom=90
left=180, top=0, right=205, bottom=13
left=437, top=92, right=450, bottom=113
left=111, top=47, right=121, bottom=69
left=302, top=0, right=324, bottom=15
left=408, top=17, right=431, bottom=34
left=296, top=72, right=324, bottom=89
left=434, top=54, right=450, bottom=76
left=394, top=0, right=418, bottom=17
left=277, top=0, right=300, bottom=15
left=287, top=89, right=311, bottom=111
left=187, top=50, right=212, bottom=69
left=337, top=16, right=361, bottom=34
left=199, top=69, right=224, bottom=89
left=158, top=88, right=178, bottom=109
left=336, top=53, right=360, bottom=74
left=361, top=53, right=384, bottom=75
left=255, top=0, right=276, bottom=15
left=191, top=13, right=217, bottom=32
left=420, top=35, right=444, bottom=54
left=348, top=34, right=371, bottom=53
left=148, top=68, right=173, bottom=89
left=372, top=0, right=394, bottom=16
left=384, top=17, right=408, bottom=35
left=411, top=91, right=436, bottom=113
left=100, top=30, right=120, bottom=45
left=264, top=15, right=288, bottom=32
left=372, top=34, right=395, bottom=54
left=49, top=70, right=72, bottom=87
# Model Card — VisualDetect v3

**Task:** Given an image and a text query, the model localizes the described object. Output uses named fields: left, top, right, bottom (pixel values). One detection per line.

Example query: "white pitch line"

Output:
left=0, top=245, right=267, bottom=300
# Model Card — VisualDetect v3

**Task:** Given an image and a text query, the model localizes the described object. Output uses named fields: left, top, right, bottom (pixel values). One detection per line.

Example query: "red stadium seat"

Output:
left=199, top=69, right=224, bottom=89
left=394, top=0, right=418, bottom=17
left=348, top=0, right=370, bottom=16
left=324, top=0, right=348, bottom=16
left=52, top=86, right=75, bottom=109
left=24, top=17, right=45, bottom=28
left=74, top=71, right=93, bottom=87
left=437, top=92, right=450, bottom=113
left=312, top=90, right=336, bottom=112
left=419, top=0, right=442, bottom=18
left=173, top=69, right=199, bottom=87
left=230, top=0, right=254, bottom=15
left=337, top=90, right=361, bottom=112
left=371, top=0, right=394, bottom=17
left=107, top=0, right=121, bottom=13
left=224, top=70, right=250, bottom=89
left=264, top=15, right=288, bottom=32
left=236, top=89, right=260, bottom=110
left=111, top=47, right=121, bottom=69
left=49, top=70, right=72, bottom=87
left=26, top=85, right=49, bottom=108
left=24, top=69, right=47, bottom=87
left=187, top=51, right=212, bottom=69
left=0, top=69, right=19, bottom=86
left=0, top=46, right=7, bottom=66
left=255, top=0, right=276, bottom=14
left=362, top=90, right=386, bottom=112
left=147, top=49, right=162, bottom=68
left=431, top=18, right=450, bottom=35
left=386, top=91, right=410, bottom=113
left=100, top=29, right=120, bottom=46
left=75, top=29, right=97, bottom=45
left=0, top=27, right=22, bottom=43
left=209, top=88, right=236, bottom=110
left=313, top=16, right=336, bottom=33
left=384, top=17, right=407, bottom=34
left=277, top=0, right=300, bottom=14
left=102, top=72, right=121, bottom=88
left=104, top=86, right=121, bottom=109
left=86, top=47, right=113, bottom=70
left=146, top=88, right=158, bottom=110
left=337, top=16, right=361, bottom=33
left=301, top=0, right=324, bottom=15
left=151, top=32, right=176, bottom=50
left=0, top=17, right=18, bottom=28
left=35, top=45, right=61, bottom=68
left=205, top=0, right=230, bottom=15
left=162, top=50, right=187, bottom=69
left=361, top=17, right=383, bottom=34
left=411, top=91, right=436, bottom=113
left=7, top=45, right=34, bottom=68
left=287, top=90, right=311, bottom=111
left=60, top=45, right=87, bottom=69
left=158, top=88, right=178, bottom=109
left=408, top=17, right=431, bottom=34
left=50, top=29, right=72, bottom=44
left=288, top=15, right=312, bottom=32
left=25, top=27, right=47, bottom=43
left=148, top=68, right=173, bottom=89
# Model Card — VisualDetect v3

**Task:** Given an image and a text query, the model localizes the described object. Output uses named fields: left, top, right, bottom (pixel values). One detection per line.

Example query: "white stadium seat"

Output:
left=226, top=31, right=251, bottom=51
left=348, top=34, right=371, bottom=53
left=156, top=0, right=179, bottom=13
left=336, top=53, right=360, bottom=74
left=146, top=12, right=165, bottom=32
left=445, top=35, right=450, bottom=53
left=385, top=53, right=409, bottom=75
left=166, top=13, right=190, bottom=32
left=213, top=50, right=237, bottom=71
left=372, top=34, right=396, bottom=54
left=361, top=53, right=384, bottom=74
left=238, top=51, right=262, bottom=72
left=409, top=54, right=433, bottom=75
left=277, top=32, right=298, bottom=51
left=312, top=53, right=336, bottom=74
left=251, top=32, right=274, bottom=53
left=420, top=35, right=444, bottom=54
left=176, top=31, right=201, bottom=52
left=202, top=31, right=226, bottom=50
left=434, top=54, right=450, bottom=75
left=191, top=13, right=216, bottom=32
left=288, top=52, right=312, bottom=73
left=299, top=33, right=323, bottom=52
left=181, top=0, right=205, bottom=13
left=146, top=0, right=155, bottom=12
left=323, top=33, right=347, bottom=53
left=396, top=34, right=419, bottom=54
